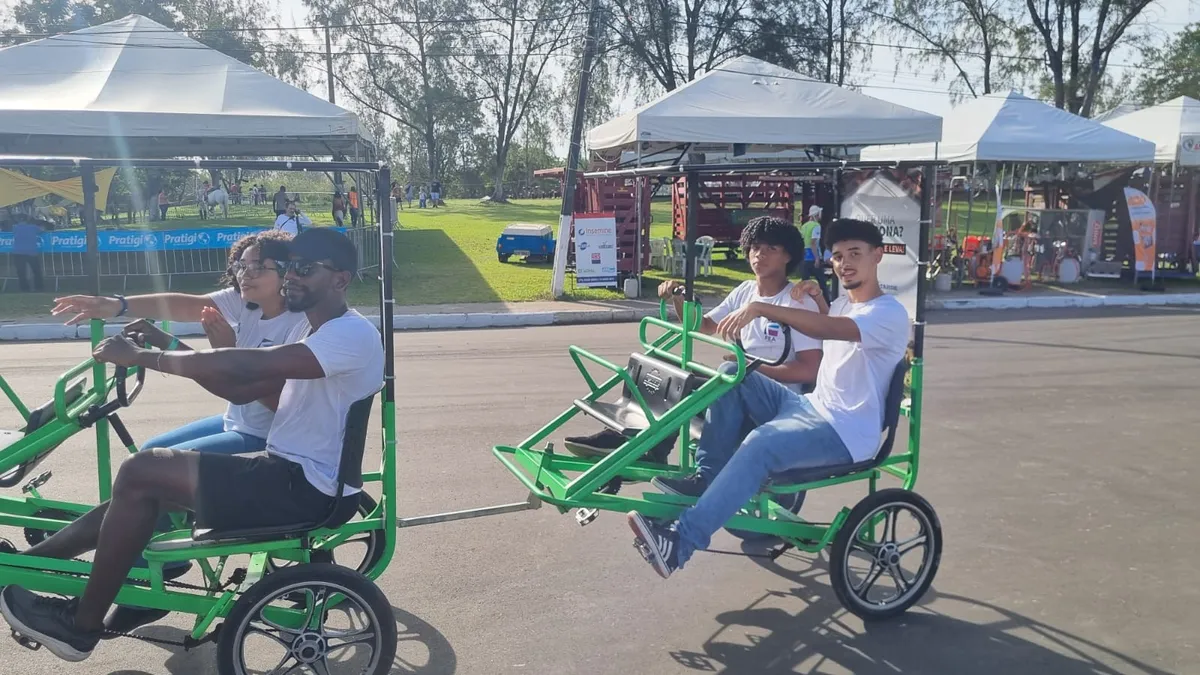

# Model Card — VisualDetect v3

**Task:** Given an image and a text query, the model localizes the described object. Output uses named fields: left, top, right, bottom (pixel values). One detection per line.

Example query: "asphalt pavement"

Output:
left=0, top=306, right=1196, bottom=675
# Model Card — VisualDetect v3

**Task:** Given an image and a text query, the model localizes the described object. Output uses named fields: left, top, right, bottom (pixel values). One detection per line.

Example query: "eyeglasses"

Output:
left=288, top=260, right=345, bottom=276
left=231, top=261, right=280, bottom=278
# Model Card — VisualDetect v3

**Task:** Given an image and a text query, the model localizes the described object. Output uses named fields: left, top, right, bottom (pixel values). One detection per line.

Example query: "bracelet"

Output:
left=113, top=295, right=128, bottom=317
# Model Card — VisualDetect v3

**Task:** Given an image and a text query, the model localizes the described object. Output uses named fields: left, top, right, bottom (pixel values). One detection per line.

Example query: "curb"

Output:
left=2, top=293, right=1198, bottom=341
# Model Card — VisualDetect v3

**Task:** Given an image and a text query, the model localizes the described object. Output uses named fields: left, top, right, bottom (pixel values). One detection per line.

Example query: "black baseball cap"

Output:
left=288, top=228, right=358, bottom=275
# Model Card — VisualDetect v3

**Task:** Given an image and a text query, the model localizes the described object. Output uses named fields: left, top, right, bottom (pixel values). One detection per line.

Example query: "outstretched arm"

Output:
left=717, top=302, right=862, bottom=344
left=94, top=336, right=325, bottom=385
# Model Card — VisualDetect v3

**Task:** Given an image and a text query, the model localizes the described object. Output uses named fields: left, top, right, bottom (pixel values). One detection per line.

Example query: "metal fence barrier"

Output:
left=1, top=225, right=381, bottom=292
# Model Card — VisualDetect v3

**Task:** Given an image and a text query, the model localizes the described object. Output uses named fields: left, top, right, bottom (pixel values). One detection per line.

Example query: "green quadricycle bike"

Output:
left=0, top=159, right=400, bottom=674
left=494, top=162, right=943, bottom=621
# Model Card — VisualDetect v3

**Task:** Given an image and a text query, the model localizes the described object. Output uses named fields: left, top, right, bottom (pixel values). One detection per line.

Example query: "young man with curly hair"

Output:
left=564, top=216, right=824, bottom=466
left=628, top=218, right=911, bottom=579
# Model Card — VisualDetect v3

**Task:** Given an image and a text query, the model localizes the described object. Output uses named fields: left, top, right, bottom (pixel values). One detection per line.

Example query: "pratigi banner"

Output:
left=0, top=226, right=348, bottom=253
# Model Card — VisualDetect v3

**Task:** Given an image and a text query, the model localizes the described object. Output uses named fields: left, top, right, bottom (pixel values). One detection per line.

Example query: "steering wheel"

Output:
left=734, top=323, right=793, bottom=373
left=115, top=332, right=148, bottom=407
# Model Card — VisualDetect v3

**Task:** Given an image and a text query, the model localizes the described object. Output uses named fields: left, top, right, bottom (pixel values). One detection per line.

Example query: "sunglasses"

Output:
left=283, top=259, right=340, bottom=277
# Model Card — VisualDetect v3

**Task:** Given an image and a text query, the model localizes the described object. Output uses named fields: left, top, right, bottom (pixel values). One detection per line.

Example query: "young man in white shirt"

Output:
left=0, top=229, right=385, bottom=663
left=563, top=216, right=823, bottom=464
left=273, top=199, right=312, bottom=236
left=628, top=218, right=911, bottom=579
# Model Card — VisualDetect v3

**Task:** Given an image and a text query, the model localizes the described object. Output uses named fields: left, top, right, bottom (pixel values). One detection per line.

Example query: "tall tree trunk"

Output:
left=491, top=146, right=510, bottom=202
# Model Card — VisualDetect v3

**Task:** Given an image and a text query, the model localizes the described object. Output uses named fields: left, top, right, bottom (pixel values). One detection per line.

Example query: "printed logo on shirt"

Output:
left=764, top=322, right=782, bottom=342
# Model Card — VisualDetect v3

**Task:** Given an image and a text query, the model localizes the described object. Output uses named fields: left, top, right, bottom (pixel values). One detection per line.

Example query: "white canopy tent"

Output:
left=860, top=91, right=1155, bottom=164
left=585, top=55, right=943, bottom=155
left=1102, top=96, right=1200, bottom=166
left=0, top=15, right=374, bottom=159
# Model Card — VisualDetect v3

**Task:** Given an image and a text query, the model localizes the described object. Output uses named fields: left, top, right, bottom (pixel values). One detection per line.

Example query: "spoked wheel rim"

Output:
left=232, top=579, right=385, bottom=675
left=840, top=499, right=936, bottom=614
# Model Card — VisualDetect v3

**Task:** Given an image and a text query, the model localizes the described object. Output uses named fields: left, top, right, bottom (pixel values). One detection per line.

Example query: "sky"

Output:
left=3, top=0, right=1197, bottom=150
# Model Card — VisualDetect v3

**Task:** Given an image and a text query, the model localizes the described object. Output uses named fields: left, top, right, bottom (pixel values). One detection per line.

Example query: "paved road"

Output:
left=0, top=307, right=1197, bottom=675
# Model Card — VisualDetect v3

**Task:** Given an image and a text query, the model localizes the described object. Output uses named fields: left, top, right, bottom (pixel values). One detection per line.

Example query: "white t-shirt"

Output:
left=206, top=288, right=311, bottom=438
left=806, top=294, right=910, bottom=462
left=273, top=212, right=312, bottom=236
left=706, top=280, right=822, bottom=393
left=266, top=310, right=385, bottom=496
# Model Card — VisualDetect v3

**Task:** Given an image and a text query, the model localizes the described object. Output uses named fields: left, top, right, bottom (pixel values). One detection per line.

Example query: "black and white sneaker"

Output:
left=651, top=474, right=707, bottom=498
left=627, top=511, right=681, bottom=579
left=0, top=586, right=101, bottom=662
left=565, top=430, right=675, bottom=464
left=0, top=538, right=16, bottom=555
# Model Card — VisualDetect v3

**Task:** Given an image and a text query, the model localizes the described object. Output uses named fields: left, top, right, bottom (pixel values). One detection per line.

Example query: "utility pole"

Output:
left=325, top=22, right=343, bottom=193
left=550, top=0, right=601, bottom=298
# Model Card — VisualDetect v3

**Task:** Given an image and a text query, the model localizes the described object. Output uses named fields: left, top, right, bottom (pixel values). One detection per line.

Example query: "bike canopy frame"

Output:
left=494, top=159, right=937, bottom=550
left=0, top=157, right=398, bottom=642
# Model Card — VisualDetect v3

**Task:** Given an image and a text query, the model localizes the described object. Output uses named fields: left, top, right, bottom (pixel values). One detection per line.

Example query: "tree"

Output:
left=312, top=0, right=484, bottom=189
left=1133, top=23, right=1200, bottom=105
left=1022, top=0, right=1155, bottom=117
left=455, top=0, right=581, bottom=202
left=875, top=0, right=1034, bottom=99
left=605, top=0, right=860, bottom=94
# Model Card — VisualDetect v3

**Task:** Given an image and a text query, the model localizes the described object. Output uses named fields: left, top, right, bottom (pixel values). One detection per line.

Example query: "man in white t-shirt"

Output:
left=629, top=218, right=910, bottom=580
left=564, top=216, right=822, bottom=463
left=273, top=199, right=312, bottom=236
left=0, top=229, right=384, bottom=663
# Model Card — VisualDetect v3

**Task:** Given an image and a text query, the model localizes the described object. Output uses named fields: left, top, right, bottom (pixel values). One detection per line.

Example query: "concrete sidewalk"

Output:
left=3, top=290, right=1200, bottom=341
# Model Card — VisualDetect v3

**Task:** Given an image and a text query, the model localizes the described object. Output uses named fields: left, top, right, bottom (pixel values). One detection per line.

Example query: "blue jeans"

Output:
left=136, top=415, right=266, bottom=571
left=676, top=365, right=851, bottom=566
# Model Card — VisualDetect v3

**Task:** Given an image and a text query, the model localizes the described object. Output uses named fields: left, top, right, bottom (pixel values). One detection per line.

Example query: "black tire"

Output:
left=829, top=488, right=942, bottom=621
left=498, top=253, right=510, bottom=263
left=265, top=493, right=385, bottom=577
left=217, top=563, right=396, bottom=675
left=724, top=491, right=805, bottom=541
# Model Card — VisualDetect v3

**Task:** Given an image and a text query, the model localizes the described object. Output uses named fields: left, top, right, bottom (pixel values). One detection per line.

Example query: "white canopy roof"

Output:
left=0, top=15, right=374, bottom=159
left=1101, top=96, right=1200, bottom=166
left=586, top=56, right=942, bottom=153
left=860, top=91, right=1155, bottom=164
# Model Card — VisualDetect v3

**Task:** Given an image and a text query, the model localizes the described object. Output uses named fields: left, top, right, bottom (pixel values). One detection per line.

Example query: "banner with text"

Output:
left=0, top=226, right=347, bottom=254
left=572, top=212, right=618, bottom=288
left=839, top=169, right=923, bottom=320
left=1123, top=187, right=1157, bottom=274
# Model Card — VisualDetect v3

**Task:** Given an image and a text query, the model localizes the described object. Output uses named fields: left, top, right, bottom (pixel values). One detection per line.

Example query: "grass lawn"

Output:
left=3, top=198, right=754, bottom=320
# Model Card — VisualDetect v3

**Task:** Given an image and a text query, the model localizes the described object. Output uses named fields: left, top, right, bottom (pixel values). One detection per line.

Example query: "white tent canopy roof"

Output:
left=1101, top=96, right=1200, bottom=165
left=586, top=56, right=942, bottom=153
left=860, top=91, right=1155, bottom=163
left=0, top=15, right=374, bottom=159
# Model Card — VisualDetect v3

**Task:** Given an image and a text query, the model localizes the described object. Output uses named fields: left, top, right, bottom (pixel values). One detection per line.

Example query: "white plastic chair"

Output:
left=696, top=236, right=715, bottom=276
left=649, top=238, right=668, bottom=271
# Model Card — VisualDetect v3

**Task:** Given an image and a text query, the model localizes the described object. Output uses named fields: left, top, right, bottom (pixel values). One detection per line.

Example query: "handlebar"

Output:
left=114, top=331, right=148, bottom=407
left=735, top=324, right=793, bottom=372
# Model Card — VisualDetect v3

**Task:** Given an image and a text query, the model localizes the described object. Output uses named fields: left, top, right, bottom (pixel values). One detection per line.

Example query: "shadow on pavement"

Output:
left=929, top=334, right=1200, bottom=360
left=104, top=605, right=455, bottom=675
left=672, top=553, right=1174, bottom=675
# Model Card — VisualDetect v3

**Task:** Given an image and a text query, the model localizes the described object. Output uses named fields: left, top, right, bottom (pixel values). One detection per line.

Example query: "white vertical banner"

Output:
left=839, top=172, right=921, bottom=319
left=573, top=212, right=619, bottom=288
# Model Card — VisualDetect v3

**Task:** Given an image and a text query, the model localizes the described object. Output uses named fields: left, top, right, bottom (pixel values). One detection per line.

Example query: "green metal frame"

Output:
left=0, top=160, right=399, bottom=644
left=493, top=303, right=924, bottom=553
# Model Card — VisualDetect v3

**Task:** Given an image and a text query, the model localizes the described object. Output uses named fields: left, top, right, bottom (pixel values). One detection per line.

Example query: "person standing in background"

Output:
left=799, top=205, right=829, bottom=300
left=273, top=185, right=289, bottom=217
left=347, top=186, right=361, bottom=226
left=11, top=214, right=45, bottom=292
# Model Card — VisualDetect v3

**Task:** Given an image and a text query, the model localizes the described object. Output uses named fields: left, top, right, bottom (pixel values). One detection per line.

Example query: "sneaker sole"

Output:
left=626, top=512, right=671, bottom=579
left=0, top=591, right=92, bottom=662
left=650, top=477, right=703, bottom=498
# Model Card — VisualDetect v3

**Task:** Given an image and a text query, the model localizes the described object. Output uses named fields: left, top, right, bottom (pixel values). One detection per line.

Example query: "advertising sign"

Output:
left=1123, top=187, right=1157, bottom=275
left=572, top=212, right=618, bottom=288
left=0, top=226, right=347, bottom=253
left=839, top=171, right=921, bottom=319
left=1179, top=135, right=1200, bottom=167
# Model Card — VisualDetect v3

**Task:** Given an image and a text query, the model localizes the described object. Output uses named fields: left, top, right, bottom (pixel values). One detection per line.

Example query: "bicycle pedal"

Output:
left=11, top=630, right=41, bottom=651
left=21, top=471, right=52, bottom=494
left=576, top=508, right=599, bottom=526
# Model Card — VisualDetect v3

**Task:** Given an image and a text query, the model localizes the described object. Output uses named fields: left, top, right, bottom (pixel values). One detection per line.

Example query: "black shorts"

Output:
left=195, top=453, right=356, bottom=532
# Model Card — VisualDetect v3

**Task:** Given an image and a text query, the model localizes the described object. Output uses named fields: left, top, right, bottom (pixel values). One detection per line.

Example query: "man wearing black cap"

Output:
left=0, top=229, right=384, bottom=663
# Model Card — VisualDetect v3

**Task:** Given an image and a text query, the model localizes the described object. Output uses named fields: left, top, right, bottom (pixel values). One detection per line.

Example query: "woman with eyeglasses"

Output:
left=49, top=230, right=311, bottom=457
